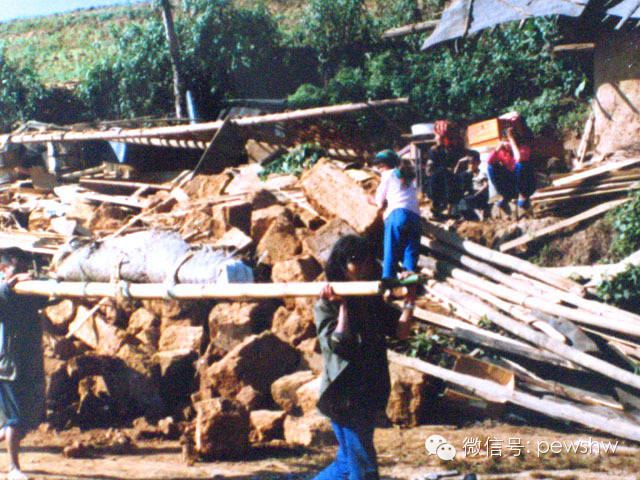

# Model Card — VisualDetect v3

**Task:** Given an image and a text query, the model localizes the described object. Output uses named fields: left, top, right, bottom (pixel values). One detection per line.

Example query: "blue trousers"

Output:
left=488, top=162, right=536, bottom=201
left=312, top=416, right=379, bottom=480
left=383, top=208, right=421, bottom=279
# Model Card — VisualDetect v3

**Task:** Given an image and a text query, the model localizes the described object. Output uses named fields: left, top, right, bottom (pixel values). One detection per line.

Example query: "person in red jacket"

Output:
left=487, top=124, right=536, bottom=213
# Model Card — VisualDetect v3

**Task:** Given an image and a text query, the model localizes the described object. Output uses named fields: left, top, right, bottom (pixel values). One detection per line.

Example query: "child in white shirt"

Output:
left=369, top=150, right=421, bottom=280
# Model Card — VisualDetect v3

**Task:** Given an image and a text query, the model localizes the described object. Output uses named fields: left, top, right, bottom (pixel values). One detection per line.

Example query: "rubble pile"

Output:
left=2, top=145, right=640, bottom=458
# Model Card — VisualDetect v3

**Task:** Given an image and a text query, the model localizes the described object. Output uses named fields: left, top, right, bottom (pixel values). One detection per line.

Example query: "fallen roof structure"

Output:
left=0, top=98, right=409, bottom=160
left=419, top=0, right=639, bottom=50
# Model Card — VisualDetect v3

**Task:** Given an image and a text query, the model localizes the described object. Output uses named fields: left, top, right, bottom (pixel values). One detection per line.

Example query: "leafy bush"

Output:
left=596, top=264, right=640, bottom=313
left=259, top=143, right=325, bottom=178
left=0, top=51, right=47, bottom=132
left=608, top=193, right=640, bottom=260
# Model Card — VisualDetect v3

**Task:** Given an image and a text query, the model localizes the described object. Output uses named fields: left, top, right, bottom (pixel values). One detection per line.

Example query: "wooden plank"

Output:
left=531, top=180, right=635, bottom=199
left=409, top=305, right=576, bottom=368
left=422, top=221, right=583, bottom=295
left=426, top=280, right=640, bottom=392
left=500, top=358, right=623, bottom=410
left=79, top=178, right=172, bottom=191
left=500, top=198, right=630, bottom=252
left=532, top=186, right=636, bottom=204
left=552, top=157, right=640, bottom=187
left=388, top=351, right=640, bottom=442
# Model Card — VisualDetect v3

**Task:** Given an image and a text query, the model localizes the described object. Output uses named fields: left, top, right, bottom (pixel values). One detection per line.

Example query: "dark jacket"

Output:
left=314, top=296, right=399, bottom=422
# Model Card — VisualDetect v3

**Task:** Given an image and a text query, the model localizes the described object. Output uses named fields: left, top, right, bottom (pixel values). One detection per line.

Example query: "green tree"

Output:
left=0, top=50, right=47, bottom=132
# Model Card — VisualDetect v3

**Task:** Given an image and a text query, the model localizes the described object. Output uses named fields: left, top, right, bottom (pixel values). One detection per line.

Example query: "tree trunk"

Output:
left=159, top=0, right=185, bottom=119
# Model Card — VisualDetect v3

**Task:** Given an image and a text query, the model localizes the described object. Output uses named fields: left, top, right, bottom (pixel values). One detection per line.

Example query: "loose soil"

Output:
left=10, top=422, right=639, bottom=480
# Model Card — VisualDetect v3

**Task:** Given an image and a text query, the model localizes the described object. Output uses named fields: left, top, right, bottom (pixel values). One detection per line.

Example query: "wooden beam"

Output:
left=388, top=351, right=640, bottom=442
left=426, top=280, right=640, bottom=391
left=0, top=98, right=409, bottom=145
left=552, top=157, right=640, bottom=187
left=500, top=198, right=630, bottom=252
left=422, top=221, right=583, bottom=295
left=553, top=42, right=595, bottom=52
left=410, top=305, right=575, bottom=368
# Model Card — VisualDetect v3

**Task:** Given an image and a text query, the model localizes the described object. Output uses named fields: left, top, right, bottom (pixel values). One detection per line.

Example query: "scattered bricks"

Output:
left=127, top=308, right=160, bottom=350
left=296, top=337, right=323, bottom=376
left=299, top=160, right=381, bottom=235
left=256, top=214, right=302, bottom=265
left=159, top=325, right=204, bottom=353
left=182, top=173, right=231, bottom=199
left=283, top=411, right=335, bottom=447
left=208, top=301, right=279, bottom=351
left=235, top=384, right=267, bottom=411
left=194, top=397, right=250, bottom=459
left=154, top=350, right=197, bottom=413
left=293, top=208, right=325, bottom=231
left=386, top=362, right=431, bottom=427
left=142, top=299, right=212, bottom=324
left=204, top=332, right=300, bottom=399
left=45, top=299, right=76, bottom=333
left=302, top=217, right=358, bottom=265
left=295, top=377, right=320, bottom=415
left=271, top=370, right=316, bottom=414
left=67, top=305, right=127, bottom=355
left=248, top=189, right=279, bottom=210
left=45, top=357, right=76, bottom=410
left=271, top=255, right=322, bottom=283
left=249, top=409, right=286, bottom=443
left=271, top=306, right=315, bottom=346
left=250, top=204, right=290, bottom=243
left=211, top=201, right=252, bottom=236
left=76, top=375, right=115, bottom=428
left=116, top=344, right=164, bottom=418
left=66, top=200, right=97, bottom=229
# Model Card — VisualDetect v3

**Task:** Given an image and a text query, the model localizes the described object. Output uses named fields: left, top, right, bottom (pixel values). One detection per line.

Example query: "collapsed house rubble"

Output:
left=1, top=99, right=640, bottom=461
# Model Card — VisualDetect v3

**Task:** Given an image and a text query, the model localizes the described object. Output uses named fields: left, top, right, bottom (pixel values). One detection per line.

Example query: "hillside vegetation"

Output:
left=0, top=0, right=590, bottom=142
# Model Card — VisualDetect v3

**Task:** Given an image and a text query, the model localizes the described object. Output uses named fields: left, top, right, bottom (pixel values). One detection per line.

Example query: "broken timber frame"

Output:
left=0, top=98, right=409, bottom=146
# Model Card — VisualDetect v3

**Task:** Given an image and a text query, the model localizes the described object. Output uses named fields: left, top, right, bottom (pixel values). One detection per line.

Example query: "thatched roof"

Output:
left=421, top=0, right=639, bottom=50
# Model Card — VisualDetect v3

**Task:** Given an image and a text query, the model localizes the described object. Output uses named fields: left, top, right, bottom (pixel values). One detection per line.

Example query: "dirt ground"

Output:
left=7, top=421, right=639, bottom=480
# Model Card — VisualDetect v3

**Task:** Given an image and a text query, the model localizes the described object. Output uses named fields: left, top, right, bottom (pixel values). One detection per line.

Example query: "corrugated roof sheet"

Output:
left=421, top=0, right=588, bottom=50
left=606, top=0, right=640, bottom=28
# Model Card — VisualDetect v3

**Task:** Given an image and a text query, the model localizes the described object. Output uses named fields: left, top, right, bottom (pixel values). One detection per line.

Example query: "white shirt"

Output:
left=375, top=168, right=420, bottom=219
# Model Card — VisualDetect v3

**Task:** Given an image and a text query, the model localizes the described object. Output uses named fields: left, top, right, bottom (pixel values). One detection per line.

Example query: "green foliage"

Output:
left=259, top=143, right=325, bottom=178
left=297, top=0, right=374, bottom=77
left=608, top=193, right=640, bottom=260
left=403, top=332, right=470, bottom=368
left=0, top=51, right=46, bottom=132
left=596, top=264, right=640, bottom=313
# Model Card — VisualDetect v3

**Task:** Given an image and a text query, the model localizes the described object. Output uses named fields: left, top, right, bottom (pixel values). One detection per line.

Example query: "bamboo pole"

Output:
left=388, top=351, right=640, bottom=442
left=0, top=98, right=409, bottom=145
left=13, top=280, right=388, bottom=300
left=426, top=280, right=640, bottom=391
left=499, top=198, right=630, bottom=252
left=382, top=20, right=439, bottom=38
left=421, top=222, right=583, bottom=295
